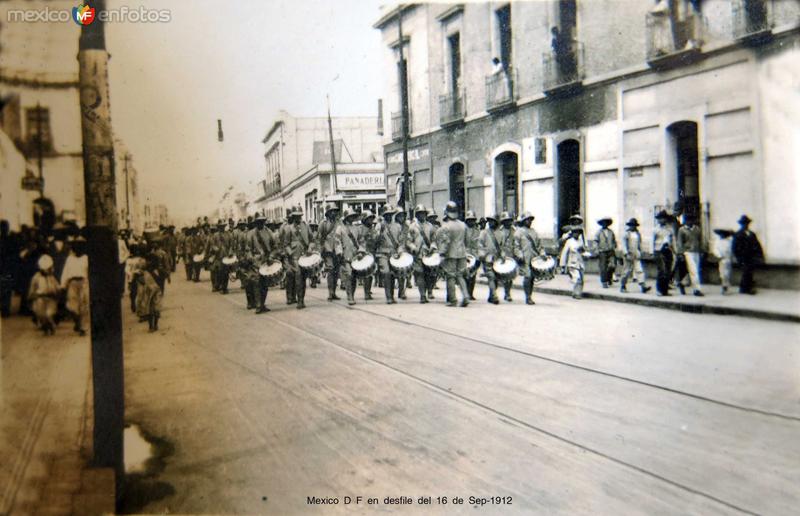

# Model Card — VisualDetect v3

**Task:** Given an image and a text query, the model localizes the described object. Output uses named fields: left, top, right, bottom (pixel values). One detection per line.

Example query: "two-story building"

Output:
left=260, top=111, right=385, bottom=222
left=374, top=0, right=799, bottom=286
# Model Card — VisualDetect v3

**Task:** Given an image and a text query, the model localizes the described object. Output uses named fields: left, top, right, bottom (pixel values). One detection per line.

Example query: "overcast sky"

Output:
left=107, top=0, right=385, bottom=225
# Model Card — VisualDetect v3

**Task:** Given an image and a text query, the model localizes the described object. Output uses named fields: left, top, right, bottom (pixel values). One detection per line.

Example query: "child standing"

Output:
left=559, top=226, right=587, bottom=299
left=713, top=229, right=734, bottom=295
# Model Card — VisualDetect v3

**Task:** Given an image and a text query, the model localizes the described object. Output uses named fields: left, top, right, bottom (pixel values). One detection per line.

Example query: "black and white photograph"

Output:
left=0, top=0, right=799, bottom=514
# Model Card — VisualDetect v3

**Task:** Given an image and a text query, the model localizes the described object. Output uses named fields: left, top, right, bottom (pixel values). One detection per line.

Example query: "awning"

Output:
left=317, top=193, right=387, bottom=203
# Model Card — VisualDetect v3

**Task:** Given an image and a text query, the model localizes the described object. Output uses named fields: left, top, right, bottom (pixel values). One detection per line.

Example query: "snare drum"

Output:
left=492, top=257, right=518, bottom=281
left=193, top=253, right=205, bottom=264
left=352, top=254, right=376, bottom=278
left=258, top=261, right=284, bottom=287
left=421, top=253, right=442, bottom=273
left=465, top=254, right=480, bottom=277
left=298, top=253, right=323, bottom=275
left=389, top=251, right=414, bottom=278
left=222, top=255, right=238, bottom=266
left=531, top=255, right=556, bottom=282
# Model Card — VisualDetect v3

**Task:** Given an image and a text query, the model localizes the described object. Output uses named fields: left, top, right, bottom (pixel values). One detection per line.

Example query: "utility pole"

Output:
left=398, top=5, right=411, bottom=216
left=124, top=153, right=131, bottom=230
left=78, top=0, right=124, bottom=498
left=36, top=102, right=44, bottom=198
left=326, top=95, right=339, bottom=201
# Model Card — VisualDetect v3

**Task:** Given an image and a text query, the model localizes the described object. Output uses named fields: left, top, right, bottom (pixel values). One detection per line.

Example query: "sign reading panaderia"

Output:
left=336, top=173, right=385, bottom=191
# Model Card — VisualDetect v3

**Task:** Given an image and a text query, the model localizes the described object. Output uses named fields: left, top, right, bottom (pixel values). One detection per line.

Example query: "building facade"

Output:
left=374, top=0, right=800, bottom=284
left=114, top=139, right=143, bottom=234
left=260, top=111, right=385, bottom=222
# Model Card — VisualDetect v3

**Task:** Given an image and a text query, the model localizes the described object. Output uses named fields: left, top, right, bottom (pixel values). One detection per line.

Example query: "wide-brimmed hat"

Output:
left=518, top=211, right=534, bottom=222
left=426, top=211, right=439, bottom=220
left=655, top=209, right=670, bottom=220
left=361, top=210, right=374, bottom=221
left=597, top=217, right=613, bottom=225
left=382, top=205, right=397, bottom=216
left=38, top=254, right=54, bottom=271
left=569, top=225, right=584, bottom=233
left=626, top=218, right=639, bottom=227
left=255, top=213, right=267, bottom=222
left=394, top=210, right=407, bottom=220
left=738, top=214, right=752, bottom=225
left=343, top=209, right=360, bottom=221
left=324, top=203, right=339, bottom=215
left=465, top=210, right=477, bottom=221
left=414, top=204, right=428, bottom=215
left=485, top=214, right=498, bottom=223
left=569, top=213, right=584, bottom=223
left=499, top=211, right=513, bottom=222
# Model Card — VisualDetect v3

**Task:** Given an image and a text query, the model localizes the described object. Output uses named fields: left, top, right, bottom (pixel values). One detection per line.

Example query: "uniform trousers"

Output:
left=443, top=258, right=468, bottom=303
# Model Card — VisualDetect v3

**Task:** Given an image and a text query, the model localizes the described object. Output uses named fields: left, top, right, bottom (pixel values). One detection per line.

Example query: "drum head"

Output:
left=222, top=256, right=237, bottom=265
left=298, top=253, right=321, bottom=269
left=493, top=258, right=517, bottom=275
left=193, top=254, right=204, bottom=263
left=259, top=262, right=282, bottom=276
left=422, top=254, right=442, bottom=268
left=390, top=252, right=414, bottom=269
left=352, top=254, right=375, bottom=271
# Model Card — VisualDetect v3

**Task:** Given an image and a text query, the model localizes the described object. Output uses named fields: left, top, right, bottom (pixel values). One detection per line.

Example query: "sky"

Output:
left=106, top=0, right=386, bottom=225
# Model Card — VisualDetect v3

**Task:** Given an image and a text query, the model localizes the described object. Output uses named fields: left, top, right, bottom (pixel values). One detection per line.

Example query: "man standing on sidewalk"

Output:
left=733, top=214, right=763, bottom=295
left=619, top=218, right=651, bottom=294
left=594, top=217, right=617, bottom=288
left=653, top=210, right=675, bottom=297
left=677, top=215, right=704, bottom=296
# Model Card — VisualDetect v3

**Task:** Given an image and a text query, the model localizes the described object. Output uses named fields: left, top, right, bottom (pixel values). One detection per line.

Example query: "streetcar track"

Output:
left=211, top=290, right=757, bottom=515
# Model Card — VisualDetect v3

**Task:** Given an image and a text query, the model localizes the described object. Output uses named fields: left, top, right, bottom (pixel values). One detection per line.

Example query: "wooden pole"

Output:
left=398, top=5, right=411, bottom=216
left=78, top=0, right=125, bottom=497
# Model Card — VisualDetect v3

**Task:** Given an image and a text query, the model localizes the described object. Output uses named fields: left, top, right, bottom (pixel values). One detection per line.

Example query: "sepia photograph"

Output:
left=0, top=0, right=799, bottom=514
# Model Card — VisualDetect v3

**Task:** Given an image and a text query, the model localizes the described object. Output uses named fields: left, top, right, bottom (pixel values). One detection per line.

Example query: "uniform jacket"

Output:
left=514, top=226, right=542, bottom=264
left=408, top=220, right=437, bottom=255
left=335, top=223, right=366, bottom=262
left=377, top=220, right=409, bottom=256
left=318, top=219, right=341, bottom=255
left=436, top=219, right=468, bottom=259
left=250, top=228, right=277, bottom=262
left=282, top=222, right=315, bottom=260
left=359, top=224, right=379, bottom=255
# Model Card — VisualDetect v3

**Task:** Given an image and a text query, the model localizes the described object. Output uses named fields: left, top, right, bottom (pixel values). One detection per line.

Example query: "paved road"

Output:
left=122, top=272, right=800, bottom=515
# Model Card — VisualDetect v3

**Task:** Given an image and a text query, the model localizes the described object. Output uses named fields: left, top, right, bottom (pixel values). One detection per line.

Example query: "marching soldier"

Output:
left=282, top=207, right=316, bottom=309
left=250, top=214, right=278, bottom=313
left=408, top=205, right=437, bottom=304
left=436, top=202, right=470, bottom=307
left=180, top=227, right=195, bottom=281
left=318, top=204, right=342, bottom=301
left=464, top=210, right=480, bottom=301
left=514, top=211, right=544, bottom=305
left=204, top=223, right=222, bottom=292
left=496, top=212, right=518, bottom=302
left=425, top=210, right=441, bottom=298
left=376, top=205, right=401, bottom=304
left=360, top=210, right=378, bottom=300
left=393, top=209, right=411, bottom=300
left=478, top=214, right=501, bottom=304
left=308, top=221, right=320, bottom=288
left=335, top=209, right=367, bottom=305
left=217, top=221, right=234, bottom=294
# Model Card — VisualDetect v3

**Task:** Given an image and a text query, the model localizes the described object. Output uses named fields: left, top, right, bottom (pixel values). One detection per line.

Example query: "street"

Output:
left=120, top=272, right=800, bottom=515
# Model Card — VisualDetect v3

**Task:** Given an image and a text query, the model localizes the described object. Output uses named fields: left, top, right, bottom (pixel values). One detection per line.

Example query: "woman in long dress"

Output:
left=28, top=255, right=61, bottom=335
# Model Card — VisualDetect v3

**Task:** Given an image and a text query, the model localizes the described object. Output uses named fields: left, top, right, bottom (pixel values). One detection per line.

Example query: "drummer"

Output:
left=408, top=204, right=437, bottom=304
left=437, top=201, right=470, bottom=307
left=376, top=205, right=401, bottom=304
left=334, top=209, right=367, bottom=305
left=464, top=210, right=480, bottom=301
left=424, top=210, right=441, bottom=299
left=496, top=212, right=518, bottom=302
left=359, top=210, right=378, bottom=300
left=308, top=221, right=320, bottom=288
left=239, top=217, right=261, bottom=310
left=478, top=214, right=501, bottom=305
left=318, top=203, right=342, bottom=302
left=250, top=213, right=278, bottom=313
left=514, top=211, right=544, bottom=305
left=281, top=207, right=316, bottom=309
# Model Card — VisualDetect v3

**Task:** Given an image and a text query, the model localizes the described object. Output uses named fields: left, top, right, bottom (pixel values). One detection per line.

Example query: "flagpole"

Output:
left=326, top=95, right=338, bottom=203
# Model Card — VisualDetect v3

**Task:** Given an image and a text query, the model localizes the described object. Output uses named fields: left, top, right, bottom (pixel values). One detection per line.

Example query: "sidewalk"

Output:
left=0, top=315, right=114, bottom=515
left=479, top=273, right=800, bottom=323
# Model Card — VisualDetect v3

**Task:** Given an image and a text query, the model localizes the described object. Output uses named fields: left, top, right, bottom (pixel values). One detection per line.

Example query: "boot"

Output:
left=620, top=280, right=628, bottom=293
left=418, top=285, right=428, bottom=304
left=524, top=282, right=535, bottom=305
left=639, top=283, right=651, bottom=294
left=384, top=273, right=395, bottom=304
left=153, top=312, right=159, bottom=331
left=364, top=276, right=373, bottom=300
left=148, top=314, right=155, bottom=332
left=397, top=277, right=407, bottom=299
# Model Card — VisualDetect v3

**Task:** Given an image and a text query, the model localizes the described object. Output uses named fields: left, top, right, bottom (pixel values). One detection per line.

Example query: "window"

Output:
left=496, top=5, right=512, bottom=70
left=25, top=106, right=53, bottom=154
left=447, top=32, right=461, bottom=95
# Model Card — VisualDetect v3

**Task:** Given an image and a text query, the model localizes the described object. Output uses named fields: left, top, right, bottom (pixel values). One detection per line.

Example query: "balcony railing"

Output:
left=485, top=67, right=517, bottom=112
left=732, top=0, right=773, bottom=42
left=391, top=110, right=412, bottom=141
left=542, top=41, right=585, bottom=95
left=645, top=10, right=704, bottom=68
left=439, top=90, right=465, bottom=126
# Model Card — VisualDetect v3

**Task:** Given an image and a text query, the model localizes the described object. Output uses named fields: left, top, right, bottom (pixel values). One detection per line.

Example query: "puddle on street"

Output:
left=124, top=424, right=153, bottom=474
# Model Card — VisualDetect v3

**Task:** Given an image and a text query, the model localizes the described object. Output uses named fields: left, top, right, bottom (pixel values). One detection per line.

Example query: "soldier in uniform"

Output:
left=408, top=205, right=437, bottom=303
left=318, top=204, right=342, bottom=301
left=464, top=210, right=480, bottom=301
left=250, top=214, right=278, bottom=313
left=495, top=212, right=518, bottom=302
left=335, top=209, right=367, bottom=305
left=514, top=211, right=544, bottom=305
left=204, top=223, right=221, bottom=292
left=393, top=209, right=411, bottom=300
left=281, top=207, right=316, bottom=309
left=360, top=210, right=378, bottom=300
left=478, top=215, right=501, bottom=304
left=308, top=221, right=320, bottom=288
left=164, top=225, right=178, bottom=272
left=375, top=205, right=404, bottom=304
left=436, top=202, right=470, bottom=307
left=180, top=227, right=195, bottom=281
left=425, top=210, right=441, bottom=298
left=217, top=221, right=234, bottom=294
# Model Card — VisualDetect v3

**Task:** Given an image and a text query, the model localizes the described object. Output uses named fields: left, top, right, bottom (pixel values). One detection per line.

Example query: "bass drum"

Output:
left=465, top=254, right=480, bottom=277
left=389, top=251, right=414, bottom=278
left=258, top=261, right=284, bottom=287
left=492, top=257, right=518, bottom=282
left=531, top=255, right=556, bottom=282
left=352, top=254, right=376, bottom=278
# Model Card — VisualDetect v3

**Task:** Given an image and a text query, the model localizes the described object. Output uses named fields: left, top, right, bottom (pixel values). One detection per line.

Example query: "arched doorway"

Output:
left=556, top=139, right=581, bottom=232
left=494, top=151, right=518, bottom=215
left=667, top=121, right=700, bottom=222
left=448, top=162, right=466, bottom=220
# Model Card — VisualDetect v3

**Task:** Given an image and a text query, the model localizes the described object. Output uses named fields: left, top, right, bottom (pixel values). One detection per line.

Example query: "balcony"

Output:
left=542, top=41, right=585, bottom=97
left=439, top=90, right=465, bottom=127
left=391, top=110, right=412, bottom=141
left=485, top=67, right=517, bottom=112
left=731, top=0, right=774, bottom=45
left=645, top=10, right=704, bottom=69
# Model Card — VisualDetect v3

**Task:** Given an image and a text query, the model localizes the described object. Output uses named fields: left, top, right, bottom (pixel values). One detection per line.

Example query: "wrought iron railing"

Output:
left=731, top=0, right=773, bottom=40
left=485, top=67, right=517, bottom=111
left=439, top=90, right=465, bottom=126
left=646, top=10, right=704, bottom=61
left=542, top=41, right=585, bottom=93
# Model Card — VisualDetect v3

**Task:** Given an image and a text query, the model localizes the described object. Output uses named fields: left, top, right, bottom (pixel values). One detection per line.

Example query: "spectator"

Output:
left=677, top=215, right=704, bottom=296
left=713, top=228, right=734, bottom=295
left=61, top=236, right=90, bottom=335
left=28, top=254, right=61, bottom=335
left=732, top=215, right=763, bottom=295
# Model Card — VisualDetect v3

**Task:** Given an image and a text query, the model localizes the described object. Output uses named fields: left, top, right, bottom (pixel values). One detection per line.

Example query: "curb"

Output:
left=477, top=279, right=800, bottom=324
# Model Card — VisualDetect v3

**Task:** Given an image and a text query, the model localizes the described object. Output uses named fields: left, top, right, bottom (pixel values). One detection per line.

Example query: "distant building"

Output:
left=260, top=110, right=385, bottom=222
left=0, top=127, right=36, bottom=230
left=374, top=1, right=800, bottom=286
left=143, top=203, right=170, bottom=229
left=215, top=188, right=248, bottom=223
left=114, top=139, right=143, bottom=233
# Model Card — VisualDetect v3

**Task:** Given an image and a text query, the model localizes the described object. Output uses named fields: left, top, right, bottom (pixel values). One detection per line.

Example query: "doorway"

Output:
left=495, top=152, right=518, bottom=215
left=449, top=163, right=466, bottom=220
left=667, top=121, right=700, bottom=222
left=556, top=139, right=581, bottom=232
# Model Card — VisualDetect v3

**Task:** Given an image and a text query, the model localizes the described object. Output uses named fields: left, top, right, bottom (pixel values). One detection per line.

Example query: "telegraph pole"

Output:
left=36, top=103, right=44, bottom=198
left=398, top=5, right=411, bottom=216
left=78, top=0, right=124, bottom=497
left=326, top=95, right=339, bottom=199
left=124, top=153, right=131, bottom=229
